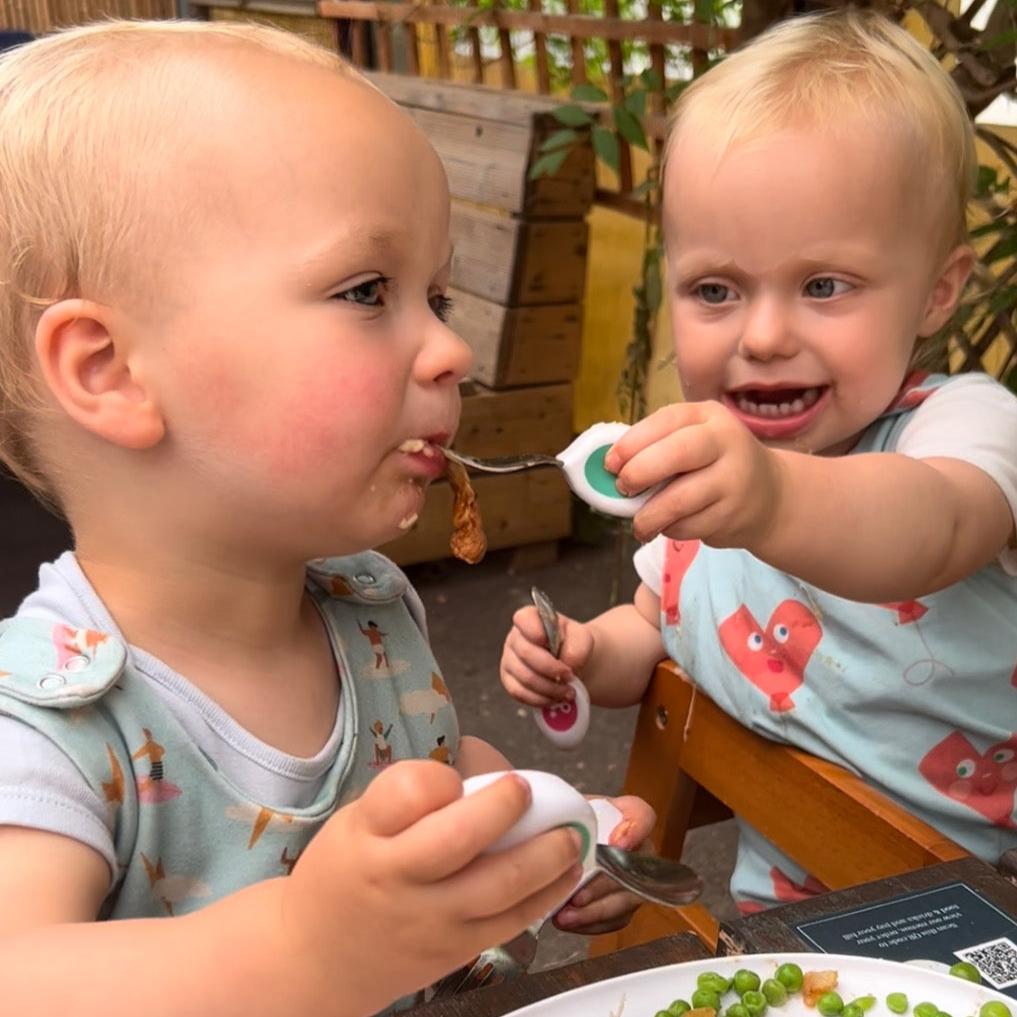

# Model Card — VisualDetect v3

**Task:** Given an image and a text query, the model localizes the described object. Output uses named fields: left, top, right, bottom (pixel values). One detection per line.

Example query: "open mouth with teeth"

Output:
left=730, top=386, right=824, bottom=419
left=397, top=438, right=441, bottom=457
left=724, top=385, right=829, bottom=440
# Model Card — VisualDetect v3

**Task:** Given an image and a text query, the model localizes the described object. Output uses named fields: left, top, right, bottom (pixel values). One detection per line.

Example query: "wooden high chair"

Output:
left=594, top=660, right=970, bottom=954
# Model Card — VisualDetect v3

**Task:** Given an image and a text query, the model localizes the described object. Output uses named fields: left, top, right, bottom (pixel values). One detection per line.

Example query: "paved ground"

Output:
left=0, top=475, right=739, bottom=968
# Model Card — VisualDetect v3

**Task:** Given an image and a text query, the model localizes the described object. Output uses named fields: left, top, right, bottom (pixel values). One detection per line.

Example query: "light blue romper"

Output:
left=654, top=374, right=1017, bottom=910
left=0, top=552, right=459, bottom=938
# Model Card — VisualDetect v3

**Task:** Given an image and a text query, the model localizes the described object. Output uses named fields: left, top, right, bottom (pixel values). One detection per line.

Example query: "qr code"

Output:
left=955, top=937, right=1017, bottom=989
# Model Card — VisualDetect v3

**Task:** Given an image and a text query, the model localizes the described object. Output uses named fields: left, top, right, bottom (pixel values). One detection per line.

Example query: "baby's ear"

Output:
left=918, top=244, right=975, bottom=337
left=34, top=299, right=165, bottom=450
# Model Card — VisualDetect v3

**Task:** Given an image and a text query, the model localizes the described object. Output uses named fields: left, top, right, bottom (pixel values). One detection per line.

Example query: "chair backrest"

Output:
left=598, top=659, right=970, bottom=953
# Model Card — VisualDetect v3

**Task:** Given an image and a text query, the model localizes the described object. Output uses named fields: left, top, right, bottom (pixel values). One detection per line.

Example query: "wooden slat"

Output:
left=404, top=21, right=420, bottom=76
left=318, top=1, right=741, bottom=50
left=448, top=289, right=582, bottom=388
left=497, top=22, right=516, bottom=89
left=434, top=0, right=452, bottom=78
left=454, top=381, right=573, bottom=457
left=468, top=23, right=484, bottom=84
left=375, top=20, right=392, bottom=70
left=602, top=0, right=632, bottom=193
left=451, top=204, right=588, bottom=305
left=528, top=0, right=551, bottom=94
left=565, top=0, right=587, bottom=85
left=351, top=17, right=368, bottom=65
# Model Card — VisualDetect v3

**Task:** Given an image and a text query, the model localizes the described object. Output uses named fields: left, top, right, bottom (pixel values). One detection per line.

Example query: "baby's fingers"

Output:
left=394, top=772, right=532, bottom=882
left=457, top=826, right=583, bottom=922
left=554, top=882, right=642, bottom=935
left=502, top=649, right=571, bottom=706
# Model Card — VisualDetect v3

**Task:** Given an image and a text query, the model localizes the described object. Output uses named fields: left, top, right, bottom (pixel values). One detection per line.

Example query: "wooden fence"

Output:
left=185, top=0, right=737, bottom=214
left=3, top=0, right=174, bottom=32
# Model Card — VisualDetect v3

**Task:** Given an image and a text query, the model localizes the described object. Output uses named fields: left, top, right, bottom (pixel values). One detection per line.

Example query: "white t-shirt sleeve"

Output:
left=0, top=715, right=117, bottom=883
left=895, top=373, right=1017, bottom=575
left=632, top=534, right=668, bottom=597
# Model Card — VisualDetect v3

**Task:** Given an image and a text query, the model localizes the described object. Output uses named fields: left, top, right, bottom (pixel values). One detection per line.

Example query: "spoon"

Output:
left=445, top=421, right=662, bottom=519
left=461, top=769, right=704, bottom=908
left=530, top=586, right=590, bottom=750
left=430, top=771, right=703, bottom=1000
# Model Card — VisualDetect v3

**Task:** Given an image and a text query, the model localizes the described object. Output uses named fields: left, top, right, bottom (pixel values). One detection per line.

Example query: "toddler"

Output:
left=502, top=9, right=1017, bottom=912
left=0, top=20, right=652, bottom=1016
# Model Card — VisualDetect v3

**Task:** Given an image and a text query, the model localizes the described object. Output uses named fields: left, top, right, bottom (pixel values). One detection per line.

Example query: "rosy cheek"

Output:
left=948, top=779, right=973, bottom=800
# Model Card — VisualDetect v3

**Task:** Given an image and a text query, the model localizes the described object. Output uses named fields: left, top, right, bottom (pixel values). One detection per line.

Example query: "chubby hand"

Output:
left=605, top=400, right=784, bottom=548
left=500, top=604, right=593, bottom=707
left=283, top=761, right=583, bottom=1012
left=553, top=795, right=656, bottom=936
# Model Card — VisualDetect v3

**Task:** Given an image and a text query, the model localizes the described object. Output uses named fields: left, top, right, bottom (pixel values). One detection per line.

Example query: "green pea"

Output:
left=817, top=992, right=844, bottom=1017
left=849, top=997, right=876, bottom=1013
left=979, top=1004, right=1013, bottom=1017
left=915, top=1001, right=940, bottom=1017
left=734, top=971, right=762, bottom=996
left=698, top=973, right=732, bottom=996
left=949, top=962, right=981, bottom=985
left=774, top=964, right=804, bottom=993
left=842, top=1005, right=864, bottom=1017
left=762, top=979, right=788, bottom=1007
left=742, top=990, right=767, bottom=1017
left=668, top=1001, right=691, bottom=1017
left=936, top=1010, right=954, bottom=1017
left=656, top=1011, right=673, bottom=1017
left=692, top=989, right=722, bottom=1011
left=886, top=993, right=909, bottom=1014
left=727, top=1005, right=750, bottom=1017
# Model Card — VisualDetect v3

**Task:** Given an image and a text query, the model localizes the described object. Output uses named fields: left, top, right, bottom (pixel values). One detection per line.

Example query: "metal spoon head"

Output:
left=595, top=844, right=704, bottom=908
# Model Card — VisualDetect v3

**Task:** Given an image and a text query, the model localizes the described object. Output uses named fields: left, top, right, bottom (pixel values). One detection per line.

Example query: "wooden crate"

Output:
left=450, top=205, right=588, bottom=307
left=367, top=72, right=595, bottom=219
left=448, top=289, right=582, bottom=389
left=364, top=73, right=594, bottom=561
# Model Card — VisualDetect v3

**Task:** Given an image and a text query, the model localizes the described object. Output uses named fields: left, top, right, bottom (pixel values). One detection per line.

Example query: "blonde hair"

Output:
left=666, top=9, right=975, bottom=250
left=0, top=19, right=354, bottom=508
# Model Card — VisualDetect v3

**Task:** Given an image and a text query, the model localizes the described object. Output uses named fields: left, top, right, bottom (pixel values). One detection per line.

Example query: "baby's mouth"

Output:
left=729, top=386, right=825, bottom=419
left=397, top=438, right=443, bottom=458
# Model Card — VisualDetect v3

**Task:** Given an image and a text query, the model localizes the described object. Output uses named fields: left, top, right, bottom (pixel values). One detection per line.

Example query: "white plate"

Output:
left=504, top=953, right=1015, bottom=1017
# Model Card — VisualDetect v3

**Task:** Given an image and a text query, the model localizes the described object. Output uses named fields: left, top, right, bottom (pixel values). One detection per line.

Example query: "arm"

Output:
left=0, top=762, right=585, bottom=1017
left=580, top=584, right=665, bottom=708
left=500, top=583, right=664, bottom=710
left=754, top=450, right=1014, bottom=601
left=454, top=734, right=513, bottom=777
left=609, top=392, right=1017, bottom=604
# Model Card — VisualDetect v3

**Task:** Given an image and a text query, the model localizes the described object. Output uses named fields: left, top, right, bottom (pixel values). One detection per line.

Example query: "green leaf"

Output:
left=988, top=285, right=1017, bottom=316
left=664, top=81, right=688, bottom=103
left=642, top=247, right=662, bottom=314
left=571, top=83, right=609, bottom=103
left=540, top=128, right=579, bottom=153
left=970, top=218, right=1011, bottom=239
left=640, top=68, right=663, bottom=91
left=528, top=148, right=569, bottom=180
left=1006, top=365, right=1017, bottom=397
left=984, top=230, right=1017, bottom=264
left=613, top=105, right=649, bottom=150
left=983, top=28, right=1017, bottom=50
left=631, top=177, right=657, bottom=198
left=592, top=125, right=621, bottom=173
left=552, top=104, right=594, bottom=127
left=624, top=88, right=647, bottom=117
left=976, top=165, right=1001, bottom=197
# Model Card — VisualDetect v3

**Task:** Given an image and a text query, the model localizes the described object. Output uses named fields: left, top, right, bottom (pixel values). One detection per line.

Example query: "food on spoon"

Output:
left=447, top=457, right=487, bottom=564
left=803, top=972, right=839, bottom=1008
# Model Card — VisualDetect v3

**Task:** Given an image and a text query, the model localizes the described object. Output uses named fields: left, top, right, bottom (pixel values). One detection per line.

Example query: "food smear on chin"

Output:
left=446, top=458, right=487, bottom=564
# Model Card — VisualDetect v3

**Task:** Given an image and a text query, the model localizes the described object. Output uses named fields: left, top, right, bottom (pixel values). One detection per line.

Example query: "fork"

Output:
left=445, top=422, right=663, bottom=519
left=443, top=448, right=559, bottom=474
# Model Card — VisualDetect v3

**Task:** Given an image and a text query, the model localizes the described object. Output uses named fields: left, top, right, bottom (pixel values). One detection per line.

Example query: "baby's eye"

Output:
left=334, top=277, right=389, bottom=308
left=430, top=294, right=454, bottom=323
left=804, top=277, right=851, bottom=299
left=696, top=282, right=734, bottom=305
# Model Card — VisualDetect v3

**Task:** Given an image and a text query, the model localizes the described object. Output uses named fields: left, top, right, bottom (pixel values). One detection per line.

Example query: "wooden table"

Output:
left=412, top=858, right=1017, bottom=1017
